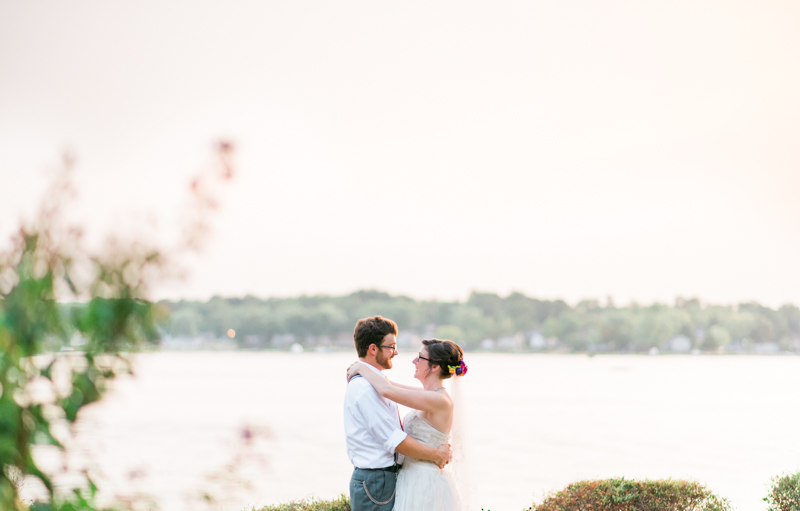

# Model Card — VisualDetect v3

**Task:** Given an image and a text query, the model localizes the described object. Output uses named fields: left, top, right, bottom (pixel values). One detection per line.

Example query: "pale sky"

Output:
left=2, top=1, right=800, bottom=306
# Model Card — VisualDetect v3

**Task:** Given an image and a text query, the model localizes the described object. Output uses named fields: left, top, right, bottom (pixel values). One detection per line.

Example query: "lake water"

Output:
left=66, top=351, right=800, bottom=511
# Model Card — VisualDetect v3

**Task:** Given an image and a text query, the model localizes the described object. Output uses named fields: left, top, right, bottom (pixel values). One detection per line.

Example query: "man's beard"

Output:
left=375, top=349, right=393, bottom=370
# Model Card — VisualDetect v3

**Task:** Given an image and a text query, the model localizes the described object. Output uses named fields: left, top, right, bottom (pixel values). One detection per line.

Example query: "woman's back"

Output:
left=418, top=389, right=454, bottom=434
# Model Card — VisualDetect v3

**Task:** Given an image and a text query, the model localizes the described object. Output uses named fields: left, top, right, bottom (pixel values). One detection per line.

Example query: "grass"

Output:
left=249, top=494, right=350, bottom=511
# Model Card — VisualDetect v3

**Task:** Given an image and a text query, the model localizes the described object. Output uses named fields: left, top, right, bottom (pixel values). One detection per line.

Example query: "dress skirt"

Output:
left=393, top=458, right=460, bottom=511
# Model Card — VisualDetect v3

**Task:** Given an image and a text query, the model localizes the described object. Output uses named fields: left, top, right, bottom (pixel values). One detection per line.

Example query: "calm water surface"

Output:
left=72, top=352, right=800, bottom=511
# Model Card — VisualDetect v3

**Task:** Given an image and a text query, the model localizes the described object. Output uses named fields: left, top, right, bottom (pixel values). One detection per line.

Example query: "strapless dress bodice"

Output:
left=402, top=411, right=449, bottom=471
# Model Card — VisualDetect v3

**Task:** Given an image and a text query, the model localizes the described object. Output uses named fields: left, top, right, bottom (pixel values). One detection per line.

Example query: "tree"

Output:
left=701, top=325, right=731, bottom=351
left=433, top=325, right=465, bottom=345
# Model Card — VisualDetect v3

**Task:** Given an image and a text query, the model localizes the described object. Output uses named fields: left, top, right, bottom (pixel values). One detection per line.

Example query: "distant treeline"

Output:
left=158, top=291, right=800, bottom=353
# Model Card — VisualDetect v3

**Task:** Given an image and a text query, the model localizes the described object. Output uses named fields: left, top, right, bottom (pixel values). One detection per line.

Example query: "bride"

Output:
left=348, top=338, right=467, bottom=511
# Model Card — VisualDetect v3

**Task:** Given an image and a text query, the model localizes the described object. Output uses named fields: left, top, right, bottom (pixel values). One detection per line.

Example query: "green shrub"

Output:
left=251, top=494, right=350, bottom=511
left=764, top=472, right=800, bottom=511
left=530, top=478, right=731, bottom=511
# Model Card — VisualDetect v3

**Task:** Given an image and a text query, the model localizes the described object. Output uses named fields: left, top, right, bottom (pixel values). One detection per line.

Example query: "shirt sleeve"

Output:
left=355, top=385, right=408, bottom=453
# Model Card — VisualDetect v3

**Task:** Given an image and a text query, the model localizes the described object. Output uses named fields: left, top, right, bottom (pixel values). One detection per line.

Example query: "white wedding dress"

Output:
left=393, top=410, right=461, bottom=511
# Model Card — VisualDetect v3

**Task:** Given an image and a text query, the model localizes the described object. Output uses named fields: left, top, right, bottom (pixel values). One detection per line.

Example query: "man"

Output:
left=344, top=316, right=450, bottom=511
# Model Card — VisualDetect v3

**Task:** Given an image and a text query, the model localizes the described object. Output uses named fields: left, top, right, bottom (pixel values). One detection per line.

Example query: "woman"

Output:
left=347, top=338, right=467, bottom=511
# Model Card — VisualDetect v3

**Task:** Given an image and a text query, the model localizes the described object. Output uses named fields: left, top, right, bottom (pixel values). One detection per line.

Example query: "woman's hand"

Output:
left=346, top=361, right=364, bottom=382
left=435, top=443, right=451, bottom=470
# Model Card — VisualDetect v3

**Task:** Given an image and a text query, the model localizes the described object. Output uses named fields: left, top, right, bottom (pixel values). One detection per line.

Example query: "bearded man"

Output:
left=343, top=315, right=450, bottom=511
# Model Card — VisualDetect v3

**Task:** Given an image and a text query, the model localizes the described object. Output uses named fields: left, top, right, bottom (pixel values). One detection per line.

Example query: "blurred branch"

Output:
left=181, top=140, right=235, bottom=252
left=0, top=141, right=235, bottom=510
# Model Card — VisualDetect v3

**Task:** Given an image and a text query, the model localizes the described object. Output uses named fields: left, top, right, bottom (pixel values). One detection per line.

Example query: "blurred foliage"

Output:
left=0, top=206, right=160, bottom=509
left=1, top=144, right=233, bottom=510
left=529, top=478, right=731, bottom=511
left=250, top=495, right=350, bottom=511
left=160, top=291, right=800, bottom=353
left=764, top=472, right=800, bottom=511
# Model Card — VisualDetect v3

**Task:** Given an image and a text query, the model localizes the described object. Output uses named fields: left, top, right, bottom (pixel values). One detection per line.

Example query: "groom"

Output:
left=344, top=315, right=450, bottom=511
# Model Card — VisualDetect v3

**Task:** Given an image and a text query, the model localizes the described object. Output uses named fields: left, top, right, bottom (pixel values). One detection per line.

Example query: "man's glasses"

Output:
left=378, top=344, right=398, bottom=352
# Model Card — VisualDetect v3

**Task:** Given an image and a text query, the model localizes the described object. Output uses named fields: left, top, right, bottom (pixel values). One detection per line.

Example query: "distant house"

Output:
left=754, top=342, right=780, bottom=354
left=161, top=335, right=204, bottom=350
left=243, top=335, right=263, bottom=348
left=271, top=334, right=296, bottom=347
left=665, top=335, right=691, bottom=353
left=497, top=333, right=524, bottom=349
left=480, top=339, right=495, bottom=350
left=726, top=340, right=746, bottom=353
left=528, top=331, right=546, bottom=349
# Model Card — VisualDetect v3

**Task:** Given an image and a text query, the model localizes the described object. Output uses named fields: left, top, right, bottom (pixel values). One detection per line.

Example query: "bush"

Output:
left=251, top=495, right=350, bottom=511
left=764, top=472, right=800, bottom=511
left=530, top=478, right=731, bottom=511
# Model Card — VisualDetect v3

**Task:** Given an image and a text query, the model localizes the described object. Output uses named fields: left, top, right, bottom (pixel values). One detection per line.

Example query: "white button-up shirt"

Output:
left=344, top=362, right=407, bottom=469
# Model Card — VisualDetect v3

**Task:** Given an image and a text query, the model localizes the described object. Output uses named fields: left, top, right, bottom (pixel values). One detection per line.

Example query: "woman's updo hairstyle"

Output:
left=421, top=339, right=464, bottom=379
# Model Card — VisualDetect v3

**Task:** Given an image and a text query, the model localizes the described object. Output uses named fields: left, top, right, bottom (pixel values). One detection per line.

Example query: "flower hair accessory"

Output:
left=447, top=360, right=468, bottom=376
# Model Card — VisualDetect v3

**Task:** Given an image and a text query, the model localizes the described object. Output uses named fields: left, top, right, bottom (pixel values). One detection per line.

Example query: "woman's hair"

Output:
left=421, top=339, right=464, bottom=379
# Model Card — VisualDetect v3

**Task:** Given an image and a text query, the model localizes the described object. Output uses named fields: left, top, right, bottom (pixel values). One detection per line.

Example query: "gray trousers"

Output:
left=349, top=466, right=398, bottom=511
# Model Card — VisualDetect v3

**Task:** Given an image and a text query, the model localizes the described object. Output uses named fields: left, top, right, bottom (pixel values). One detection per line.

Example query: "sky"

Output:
left=2, top=0, right=800, bottom=306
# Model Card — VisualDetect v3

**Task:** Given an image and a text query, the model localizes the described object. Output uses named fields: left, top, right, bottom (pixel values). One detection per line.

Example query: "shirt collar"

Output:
left=360, top=361, right=388, bottom=379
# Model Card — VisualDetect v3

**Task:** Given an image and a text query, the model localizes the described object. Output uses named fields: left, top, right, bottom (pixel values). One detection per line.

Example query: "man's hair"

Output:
left=353, top=316, right=398, bottom=357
